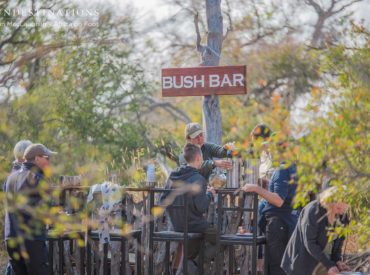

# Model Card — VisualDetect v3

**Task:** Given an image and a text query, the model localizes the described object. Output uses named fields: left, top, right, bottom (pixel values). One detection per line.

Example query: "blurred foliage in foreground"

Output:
left=294, top=25, right=370, bottom=247
left=0, top=0, right=368, bottom=253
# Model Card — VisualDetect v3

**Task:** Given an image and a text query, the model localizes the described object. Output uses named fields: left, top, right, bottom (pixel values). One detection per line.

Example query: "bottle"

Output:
left=146, top=163, right=156, bottom=187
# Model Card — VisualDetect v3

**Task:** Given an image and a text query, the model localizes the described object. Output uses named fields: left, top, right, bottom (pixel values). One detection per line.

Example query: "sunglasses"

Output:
left=195, top=133, right=204, bottom=138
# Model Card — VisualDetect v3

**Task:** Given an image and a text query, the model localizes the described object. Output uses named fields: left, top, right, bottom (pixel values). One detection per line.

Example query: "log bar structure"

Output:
left=161, top=65, right=247, bottom=97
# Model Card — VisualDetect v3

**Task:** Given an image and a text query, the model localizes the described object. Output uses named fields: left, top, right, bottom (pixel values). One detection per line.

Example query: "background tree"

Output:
left=295, top=23, right=369, bottom=250
left=0, top=1, right=159, bottom=180
left=0, top=0, right=369, bottom=271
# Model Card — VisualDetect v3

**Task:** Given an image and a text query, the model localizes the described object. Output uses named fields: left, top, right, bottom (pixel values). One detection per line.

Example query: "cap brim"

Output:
left=189, top=130, right=203, bottom=139
left=45, top=149, right=58, bottom=157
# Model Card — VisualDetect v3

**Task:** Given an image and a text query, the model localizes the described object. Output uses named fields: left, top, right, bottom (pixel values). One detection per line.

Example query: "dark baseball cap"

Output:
left=251, top=124, right=272, bottom=139
left=23, top=143, right=57, bottom=161
left=185, top=123, right=203, bottom=139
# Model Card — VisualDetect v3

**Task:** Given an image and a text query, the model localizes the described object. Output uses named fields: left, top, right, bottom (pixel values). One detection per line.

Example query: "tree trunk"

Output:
left=311, top=14, right=326, bottom=47
left=202, top=0, right=223, bottom=145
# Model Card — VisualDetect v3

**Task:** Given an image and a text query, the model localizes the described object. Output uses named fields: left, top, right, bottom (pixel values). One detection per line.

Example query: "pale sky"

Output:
left=86, top=0, right=370, bottom=28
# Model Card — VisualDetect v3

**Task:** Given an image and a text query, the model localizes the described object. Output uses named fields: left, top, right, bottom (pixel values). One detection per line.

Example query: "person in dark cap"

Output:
left=179, top=122, right=232, bottom=180
left=4, top=143, right=57, bottom=275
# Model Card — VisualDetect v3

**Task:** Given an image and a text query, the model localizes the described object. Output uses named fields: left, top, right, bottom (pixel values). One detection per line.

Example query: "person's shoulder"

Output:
left=203, top=142, right=223, bottom=151
left=306, top=200, right=317, bottom=209
left=5, top=168, right=33, bottom=191
left=287, top=163, right=297, bottom=176
left=24, top=168, right=42, bottom=187
left=304, top=200, right=322, bottom=217
left=7, top=169, right=20, bottom=179
left=4, top=170, right=19, bottom=187
left=190, top=167, right=204, bottom=178
left=191, top=171, right=207, bottom=184
left=278, top=162, right=295, bottom=171
left=11, top=161, right=22, bottom=172
left=275, top=163, right=296, bottom=177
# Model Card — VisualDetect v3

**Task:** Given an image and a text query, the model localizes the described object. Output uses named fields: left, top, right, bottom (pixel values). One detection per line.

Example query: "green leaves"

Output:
left=294, top=26, right=370, bottom=248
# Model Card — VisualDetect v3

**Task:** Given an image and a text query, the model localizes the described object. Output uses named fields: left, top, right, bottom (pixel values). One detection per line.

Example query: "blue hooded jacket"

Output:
left=163, top=165, right=211, bottom=233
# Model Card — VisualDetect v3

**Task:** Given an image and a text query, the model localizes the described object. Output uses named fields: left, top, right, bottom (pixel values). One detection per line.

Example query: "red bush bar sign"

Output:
left=161, top=65, right=247, bottom=97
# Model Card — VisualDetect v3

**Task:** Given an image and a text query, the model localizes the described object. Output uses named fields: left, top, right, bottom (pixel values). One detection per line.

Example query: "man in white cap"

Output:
left=11, top=140, right=33, bottom=172
left=180, top=122, right=232, bottom=180
left=4, top=143, right=57, bottom=275
left=4, top=140, right=32, bottom=275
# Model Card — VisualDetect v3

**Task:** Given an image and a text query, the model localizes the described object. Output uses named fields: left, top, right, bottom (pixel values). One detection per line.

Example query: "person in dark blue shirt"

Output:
left=261, top=163, right=298, bottom=234
left=243, top=140, right=298, bottom=275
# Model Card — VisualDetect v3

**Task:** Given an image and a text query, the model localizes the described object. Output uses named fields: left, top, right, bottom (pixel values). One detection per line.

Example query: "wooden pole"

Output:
left=200, top=0, right=224, bottom=144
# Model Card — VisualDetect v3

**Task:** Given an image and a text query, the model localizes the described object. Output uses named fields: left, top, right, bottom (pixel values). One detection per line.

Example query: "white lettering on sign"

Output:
left=233, top=73, right=244, bottom=86
left=163, top=76, right=173, bottom=89
left=173, top=77, right=182, bottom=89
left=162, top=74, right=244, bottom=89
left=183, top=76, right=193, bottom=88
left=221, top=74, right=232, bottom=87
left=194, top=75, right=205, bottom=88
left=209, top=74, right=220, bottom=87
left=162, top=66, right=247, bottom=97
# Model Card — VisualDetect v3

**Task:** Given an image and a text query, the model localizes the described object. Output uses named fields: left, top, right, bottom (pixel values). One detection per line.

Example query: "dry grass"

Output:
left=344, top=234, right=369, bottom=254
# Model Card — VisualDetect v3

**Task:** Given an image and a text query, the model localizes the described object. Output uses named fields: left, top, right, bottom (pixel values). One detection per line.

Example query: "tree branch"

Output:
left=223, top=0, right=233, bottom=41
left=328, top=0, right=337, bottom=13
left=142, top=96, right=191, bottom=124
left=0, top=14, right=34, bottom=50
left=194, top=12, right=205, bottom=53
left=0, top=37, right=127, bottom=86
left=306, top=0, right=364, bottom=46
left=167, top=43, right=194, bottom=49
left=241, top=26, right=289, bottom=48
left=0, top=42, right=69, bottom=85
left=0, top=2, right=58, bottom=51
left=134, top=110, right=156, bottom=153
left=331, top=0, right=363, bottom=15
left=343, top=152, right=370, bottom=178
left=134, top=109, right=179, bottom=166
left=304, top=0, right=323, bottom=14
left=251, top=0, right=262, bottom=31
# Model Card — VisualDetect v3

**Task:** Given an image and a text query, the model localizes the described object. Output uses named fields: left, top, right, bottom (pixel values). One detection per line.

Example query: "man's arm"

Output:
left=243, top=168, right=291, bottom=207
left=207, top=143, right=228, bottom=158
left=199, top=160, right=214, bottom=178
left=243, top=184, right=284, bottom=207
left=202, top=143, right=232, bottom=175
left=331, top=236, right=345, bottom=262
